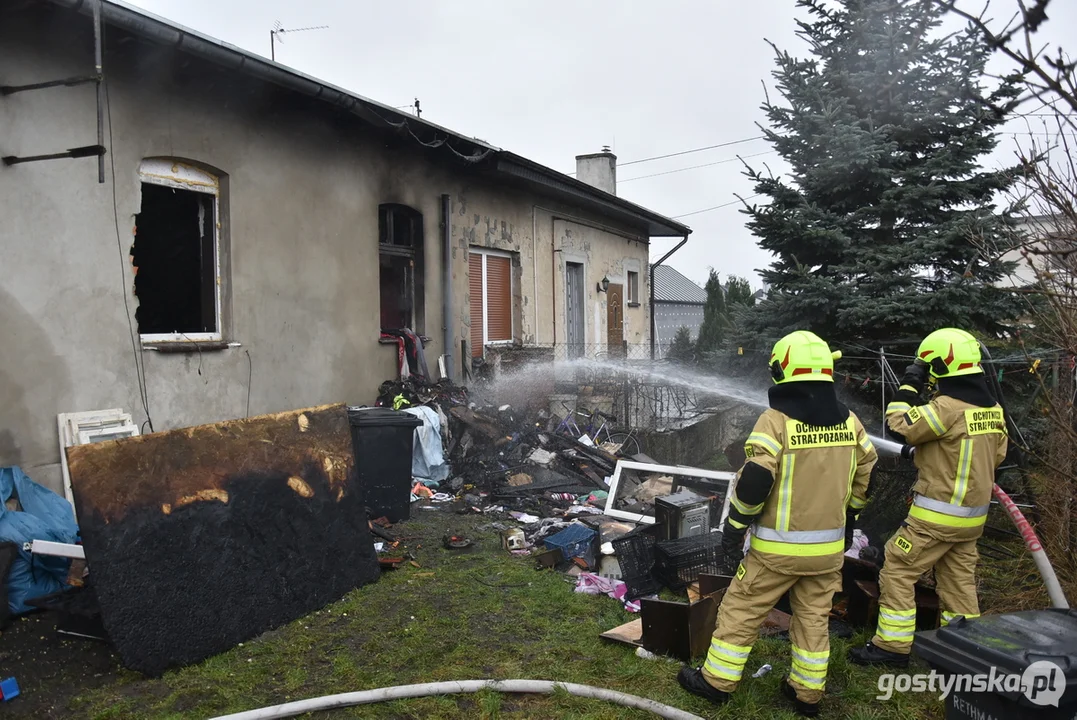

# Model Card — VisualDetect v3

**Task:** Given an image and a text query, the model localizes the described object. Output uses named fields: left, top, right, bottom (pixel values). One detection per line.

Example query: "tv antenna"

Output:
left=270, top=21, right=329, bottom=62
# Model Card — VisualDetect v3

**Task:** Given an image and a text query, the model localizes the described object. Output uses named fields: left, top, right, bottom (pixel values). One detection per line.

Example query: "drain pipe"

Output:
left=650, top=236, right=688, bottom=360
left=440, top=194, right=453, bottom=381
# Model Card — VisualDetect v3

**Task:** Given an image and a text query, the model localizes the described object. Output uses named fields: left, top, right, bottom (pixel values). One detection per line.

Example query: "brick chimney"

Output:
left=575, top=146, right=617, bottom=196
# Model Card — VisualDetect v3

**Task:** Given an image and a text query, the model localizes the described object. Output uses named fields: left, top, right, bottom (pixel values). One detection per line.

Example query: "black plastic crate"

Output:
left=653, top=532, right=724, bottom=591
left=611, top=523, right=662, bottom=601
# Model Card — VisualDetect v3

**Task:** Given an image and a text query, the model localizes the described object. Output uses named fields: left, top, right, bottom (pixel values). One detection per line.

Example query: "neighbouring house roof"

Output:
left=42, top=0, right=691, bottom=238
left=651, top=265, right=707, bottom=304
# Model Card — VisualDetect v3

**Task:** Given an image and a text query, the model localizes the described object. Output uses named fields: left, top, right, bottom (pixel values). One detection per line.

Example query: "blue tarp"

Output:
left=402, top=406, right=450, bottom=486
left=0, top=467, right=79, bottom=615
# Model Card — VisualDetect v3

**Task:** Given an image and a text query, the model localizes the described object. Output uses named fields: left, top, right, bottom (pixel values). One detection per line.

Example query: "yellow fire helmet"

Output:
left=768, top=330, right=842, bottom=384
left=917, top=328, right=983, bottom=378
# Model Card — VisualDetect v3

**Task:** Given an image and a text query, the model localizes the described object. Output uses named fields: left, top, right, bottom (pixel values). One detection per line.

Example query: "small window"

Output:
left=379, top=204, right=424, bottom=331
left=627, top=270, right=640, bottom=305
left=133, top=160, right=222, bottom=342
left=469, top=250, right=513, bottom=357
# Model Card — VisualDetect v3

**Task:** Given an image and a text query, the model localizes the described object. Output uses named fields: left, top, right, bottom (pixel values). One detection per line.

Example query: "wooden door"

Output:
left=607, top=283, right=624, bottom=357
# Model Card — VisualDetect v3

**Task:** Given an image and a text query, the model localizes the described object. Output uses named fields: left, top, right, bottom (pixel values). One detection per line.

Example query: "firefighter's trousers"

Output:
left=872, top=522, right=980, bottom=654
left=701, top=550, right=842, bottom=705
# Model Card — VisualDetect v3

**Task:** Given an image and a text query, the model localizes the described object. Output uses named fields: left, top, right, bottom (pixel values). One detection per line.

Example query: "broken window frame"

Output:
left=469, top=248, right=515, bottom=348
left=603, top=460, right=735, bottom=526
left=136, top=159, right=223, bottom=344
left=378, top=204, right=424, bottom=332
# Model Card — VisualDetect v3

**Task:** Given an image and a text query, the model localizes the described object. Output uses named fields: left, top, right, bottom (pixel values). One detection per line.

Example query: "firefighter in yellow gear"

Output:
left=677, top=331, right=878, bottom=718
left=849, top=328, right=1008, bottom=667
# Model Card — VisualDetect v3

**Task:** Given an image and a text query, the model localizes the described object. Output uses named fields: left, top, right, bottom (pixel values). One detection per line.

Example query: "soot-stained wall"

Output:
left=65, top=404, right=377, bottom=676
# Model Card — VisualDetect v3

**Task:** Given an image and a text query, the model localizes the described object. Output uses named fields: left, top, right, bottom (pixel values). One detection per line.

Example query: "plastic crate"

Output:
left=653, top=532, right=724, bottom=591
left=544, top=523, right=597, bottom=562
left=611, top=523, right=662, bottom=601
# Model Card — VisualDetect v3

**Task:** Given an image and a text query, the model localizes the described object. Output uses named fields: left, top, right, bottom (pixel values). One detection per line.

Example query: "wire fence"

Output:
left=480, top=343, right=715, bottom=430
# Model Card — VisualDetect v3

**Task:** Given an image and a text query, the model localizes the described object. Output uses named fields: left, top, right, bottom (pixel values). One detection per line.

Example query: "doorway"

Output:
left=606, top=282, right=624, bottom=358
left=565, top=262, right=585, bottom=358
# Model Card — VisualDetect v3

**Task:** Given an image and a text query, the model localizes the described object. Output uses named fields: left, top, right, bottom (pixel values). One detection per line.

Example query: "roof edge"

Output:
left=42, top=0, right=691, bottom=238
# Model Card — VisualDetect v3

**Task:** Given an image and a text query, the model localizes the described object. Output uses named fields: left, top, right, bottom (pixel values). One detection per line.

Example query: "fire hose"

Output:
left=901, top=445, right=1069, bottom=609
left=992, top=483, right=1070, bottom=609
left=207, top=680, right=705, bottom=720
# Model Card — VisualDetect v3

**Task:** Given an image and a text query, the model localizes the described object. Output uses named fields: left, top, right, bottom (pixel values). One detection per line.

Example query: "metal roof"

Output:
left=652, top=265, right=708, bottom=304
left=44, top=0, right=691, bottom=238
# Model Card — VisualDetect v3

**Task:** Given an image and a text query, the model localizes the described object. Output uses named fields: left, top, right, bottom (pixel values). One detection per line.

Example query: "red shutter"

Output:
left=486, top=255, right=512, bottom=342
left=469, top=253, right=484, bottom=357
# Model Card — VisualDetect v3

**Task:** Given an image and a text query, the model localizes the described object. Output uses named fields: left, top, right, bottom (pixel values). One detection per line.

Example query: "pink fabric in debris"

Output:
left=574, top=572, right=641, bottom=613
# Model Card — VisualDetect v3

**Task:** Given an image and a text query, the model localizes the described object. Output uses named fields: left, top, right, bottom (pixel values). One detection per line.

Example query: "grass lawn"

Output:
left=52, top=508, right=945, bottom=720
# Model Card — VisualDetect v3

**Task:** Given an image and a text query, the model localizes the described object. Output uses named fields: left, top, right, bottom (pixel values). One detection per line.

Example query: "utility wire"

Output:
left=620, top=151, right=775, bottom=184
left=567, top=136, right=766, bottom=175
left=619, top=136, right=765, bottom=167
left=105, top=51, right=154, bottom=433
left=671, top=194, right=760, bottom=219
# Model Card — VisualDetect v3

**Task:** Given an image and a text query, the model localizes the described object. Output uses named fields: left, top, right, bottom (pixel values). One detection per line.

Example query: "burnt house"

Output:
left=0, top=0, right=690, bottom=496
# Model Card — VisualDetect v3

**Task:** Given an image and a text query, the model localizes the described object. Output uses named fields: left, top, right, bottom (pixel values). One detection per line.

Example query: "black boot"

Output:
left=781, top=677, right=820, bottom=718
left=848, top=641, right=910, bottom=667
left=677, top=666, right=731, bottom=706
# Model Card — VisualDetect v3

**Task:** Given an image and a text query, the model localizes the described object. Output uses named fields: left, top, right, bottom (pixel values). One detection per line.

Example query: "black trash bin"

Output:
left=914, top=608, right=1077, bottom=720
left=347, top=407, right=422, bottom=523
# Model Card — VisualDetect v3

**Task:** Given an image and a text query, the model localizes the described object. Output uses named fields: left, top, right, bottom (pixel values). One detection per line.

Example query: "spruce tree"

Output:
left=740, top=0, right=1024, bottom=349
left=696, top=269, right=727, bottom=355
left=725, top=276, right=756, bottom=309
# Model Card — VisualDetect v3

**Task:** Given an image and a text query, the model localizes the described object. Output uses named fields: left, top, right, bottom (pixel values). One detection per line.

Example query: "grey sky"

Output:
left=125, top=0, right=1075, bottom=290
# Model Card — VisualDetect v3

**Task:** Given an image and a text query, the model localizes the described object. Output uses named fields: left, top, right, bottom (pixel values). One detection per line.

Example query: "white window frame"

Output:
left=137, top=159, right=223, bottom=344
left=627, top=270, right=640, bottom=305
left=471, top=248, right=514, bottom=347
left=57, top=409, right=139, bottom=522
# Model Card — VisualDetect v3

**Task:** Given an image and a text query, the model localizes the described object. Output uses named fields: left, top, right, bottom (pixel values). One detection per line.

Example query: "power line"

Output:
left=567, top=136, right=766, bottom=175
left=620, top=150, right=775, bottom=183
left=619, top=136, right=766, bottom=167
left=671, top=194, right=761, bottom=219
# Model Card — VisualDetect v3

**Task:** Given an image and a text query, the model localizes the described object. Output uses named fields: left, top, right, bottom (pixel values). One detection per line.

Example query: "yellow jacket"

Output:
left=731, top=408, right=877, bottom=575
left=886, top=394, right=1008, bottom=542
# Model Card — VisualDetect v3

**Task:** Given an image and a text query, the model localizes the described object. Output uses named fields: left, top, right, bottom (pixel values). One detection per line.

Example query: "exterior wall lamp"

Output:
left=597, top=275, right=610, bottom=293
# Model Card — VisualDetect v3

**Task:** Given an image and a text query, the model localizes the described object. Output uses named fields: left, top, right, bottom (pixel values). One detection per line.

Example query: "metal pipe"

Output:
left=93, top=0, right=104, bottom=183
left=440, top=194, right=453, bottom=381
left=650, top=236, right=688, bottom=360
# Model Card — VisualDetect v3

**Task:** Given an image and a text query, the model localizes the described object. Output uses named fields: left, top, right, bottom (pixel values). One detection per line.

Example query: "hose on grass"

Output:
left=207, top=679, right=706, bottom=720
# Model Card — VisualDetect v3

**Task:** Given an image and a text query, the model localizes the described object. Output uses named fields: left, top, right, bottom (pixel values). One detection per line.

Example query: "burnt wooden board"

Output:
left=66, top=403, right=378, bottom=676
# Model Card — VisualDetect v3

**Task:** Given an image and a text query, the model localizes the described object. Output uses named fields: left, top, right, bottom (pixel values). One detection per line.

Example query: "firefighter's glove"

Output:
left=901, top=360, right=929, bottom=392
left=720, top=524, right=746, bottom=576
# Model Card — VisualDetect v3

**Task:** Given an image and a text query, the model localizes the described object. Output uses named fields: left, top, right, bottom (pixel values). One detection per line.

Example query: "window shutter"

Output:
left=486, top=255, right=512, bottom=342
left=469, top=253, right=484, bottom=357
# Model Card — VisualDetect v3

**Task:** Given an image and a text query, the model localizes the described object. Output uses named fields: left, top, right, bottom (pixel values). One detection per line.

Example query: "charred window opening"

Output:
left=379, top=204, right=424, bottom=332
left=134, top=159, right=222, bottom=342
left=133, top=184, right=216, bottom=335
